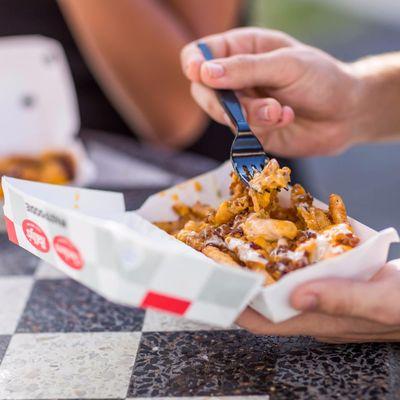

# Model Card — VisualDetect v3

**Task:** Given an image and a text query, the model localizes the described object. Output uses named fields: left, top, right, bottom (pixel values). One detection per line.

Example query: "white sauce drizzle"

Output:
left=272, top=248, right=307, bottom=264
left=301, top=223, right=352, bottom=261
left=205, top=234, right=225, bottom=248
left=226, top=238, right=268, bottom=265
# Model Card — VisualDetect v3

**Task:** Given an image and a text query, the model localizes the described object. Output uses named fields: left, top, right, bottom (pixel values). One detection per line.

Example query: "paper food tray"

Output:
left=0, top=35, right=96, bottom=230
left=2, top=162, right=399, bottom=326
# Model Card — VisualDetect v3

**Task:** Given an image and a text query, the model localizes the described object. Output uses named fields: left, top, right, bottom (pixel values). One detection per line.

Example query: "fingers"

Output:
left=237, top=305, right=400, bottom=340
left=291, top=279, right=374, bottom=320
left=181, top=27, right=297, bottom=82
left=315, top=337, right=364, bottom=344
left=237, top=308, right=353, bottom=337
left=236, top=308, right=274, bottom=335
left=376, top=258, right=400, bottom=276
left=190, top=83, right=294, bottom=132
left=198, top=49, right=305, bottom=90
left=315, top=330, right=400, bottom=343
left=290, top=266, right=400, bottom=325
left=315, top=324, right=400, bottom=343
left=240, top=96, right=295, bottom=128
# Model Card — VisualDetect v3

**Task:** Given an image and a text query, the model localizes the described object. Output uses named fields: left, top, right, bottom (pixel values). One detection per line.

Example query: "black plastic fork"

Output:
left=197, top=42, right=269, bottom=187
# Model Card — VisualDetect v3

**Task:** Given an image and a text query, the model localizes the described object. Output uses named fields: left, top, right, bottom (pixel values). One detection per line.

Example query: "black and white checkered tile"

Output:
left=0, top=233, right=399, bottom=400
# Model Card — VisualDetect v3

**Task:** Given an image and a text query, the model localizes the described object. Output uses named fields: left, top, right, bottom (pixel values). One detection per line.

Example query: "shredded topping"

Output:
left=154, top=159, right=359, bottom=285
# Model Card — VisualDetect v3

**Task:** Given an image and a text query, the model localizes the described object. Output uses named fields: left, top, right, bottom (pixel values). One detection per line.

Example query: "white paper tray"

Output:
left=0, top=35, right=96, bottom=230
left=2, top=162, right=398, bottom=326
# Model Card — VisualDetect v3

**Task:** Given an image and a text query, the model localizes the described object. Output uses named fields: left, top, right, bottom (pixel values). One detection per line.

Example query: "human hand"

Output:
left=236, top=260, right=400, bottom=343
left=181, top=28, right=368, bottom=157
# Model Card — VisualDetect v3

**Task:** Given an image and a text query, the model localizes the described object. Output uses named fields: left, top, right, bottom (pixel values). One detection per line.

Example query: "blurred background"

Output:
left=250, top=0, right=400, bottom=233
left=1, top=0, right=399, bottom=234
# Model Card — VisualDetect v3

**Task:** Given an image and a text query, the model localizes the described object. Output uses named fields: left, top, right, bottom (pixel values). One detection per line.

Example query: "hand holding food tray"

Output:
left=2, top=160, right=398, bottom=326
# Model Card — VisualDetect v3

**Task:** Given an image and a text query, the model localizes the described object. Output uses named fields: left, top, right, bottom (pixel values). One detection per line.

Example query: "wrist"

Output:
left=347, top=54, right=400, bottom=143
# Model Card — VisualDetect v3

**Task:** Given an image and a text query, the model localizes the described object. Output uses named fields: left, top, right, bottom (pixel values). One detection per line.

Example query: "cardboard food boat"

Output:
left=0, top=35, right=96, bottom=231
left=2, top=162, right=398, bottom=327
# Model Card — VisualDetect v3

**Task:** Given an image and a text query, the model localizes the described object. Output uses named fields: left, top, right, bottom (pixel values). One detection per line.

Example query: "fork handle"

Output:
left=197, top=42, right=250, bottom=133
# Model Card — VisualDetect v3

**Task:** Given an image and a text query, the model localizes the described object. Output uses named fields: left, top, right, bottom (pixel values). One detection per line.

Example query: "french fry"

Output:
left=153, top=220, right=186, bottom=235
left=250, top=158, right=291, bottom=192
left=214, top=196, right=249, bottom=225
left=297, top=206, right=331, bottom=231
left=291, top=183, right=313, bottom=207
left=329, top=194, right=348, bottom=224
left=249, top=190, right=271, bottom=212
left=202, top=245, right=239, bottom=267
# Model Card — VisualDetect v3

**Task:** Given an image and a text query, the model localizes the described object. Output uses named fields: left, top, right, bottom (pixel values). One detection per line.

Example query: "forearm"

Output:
left=166, top=0, right=243, bottom=37
left=351, top=52, right=400, bottom=143
left=60, top=0, right=205, bottom=147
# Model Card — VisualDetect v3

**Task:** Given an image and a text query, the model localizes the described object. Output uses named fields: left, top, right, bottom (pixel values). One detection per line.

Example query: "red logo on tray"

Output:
left=22, top=219, right=50, bottom=253
left=53, top=236, right=83, bottom=270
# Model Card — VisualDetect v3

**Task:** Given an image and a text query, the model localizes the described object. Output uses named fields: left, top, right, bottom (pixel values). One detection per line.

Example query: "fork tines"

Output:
left=231, top=133, right=268, bottom=185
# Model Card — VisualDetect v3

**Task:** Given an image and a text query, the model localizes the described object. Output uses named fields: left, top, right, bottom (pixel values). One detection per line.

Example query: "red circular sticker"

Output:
left=22, top=219, right=50, bottom=253
left=53, top=236, right=83, bottom=270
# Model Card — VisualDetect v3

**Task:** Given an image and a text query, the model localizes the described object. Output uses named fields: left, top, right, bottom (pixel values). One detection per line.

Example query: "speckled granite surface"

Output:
left=0, top=234, right=38, bottom=276
left=129, top=332, right=394, bottom=399
left=17, top=279, right=145, bottom=333
left=0, top=134, right=399, bottom=399
left=0, top=335, right=10, bottom=362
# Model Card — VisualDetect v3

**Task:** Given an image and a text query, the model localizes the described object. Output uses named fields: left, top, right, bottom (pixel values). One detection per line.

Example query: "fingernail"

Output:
left=257, top=106, right=270, bottom=121
left=204, top=62, right=225, bottom=78
left=295, top=294, right=318, bottom=311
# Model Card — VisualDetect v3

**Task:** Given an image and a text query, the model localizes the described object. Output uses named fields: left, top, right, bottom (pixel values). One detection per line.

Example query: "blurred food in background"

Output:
left=0, top=151, right=75, bottom=198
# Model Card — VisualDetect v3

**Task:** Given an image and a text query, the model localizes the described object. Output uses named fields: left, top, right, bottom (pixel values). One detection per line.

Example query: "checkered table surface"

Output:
left=0, top=133, right=399, bottom=400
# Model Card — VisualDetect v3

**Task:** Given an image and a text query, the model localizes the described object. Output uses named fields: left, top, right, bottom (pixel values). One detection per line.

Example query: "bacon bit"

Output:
left=297, top=230, right=317, bottom=243
left=249, top=242, right=262, bottom=250
left=336, top=233, right=360, bottom=247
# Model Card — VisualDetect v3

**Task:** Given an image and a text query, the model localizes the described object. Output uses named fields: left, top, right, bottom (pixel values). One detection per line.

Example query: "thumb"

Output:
left=290, top=278, right=389, bottom=322
left=199, top=48, right=304, bottom=90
